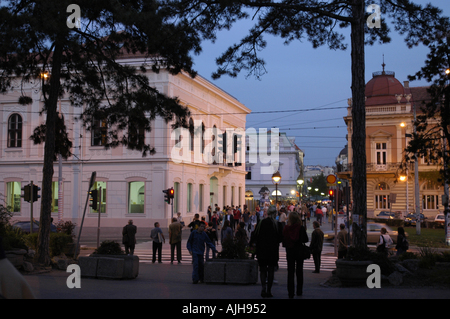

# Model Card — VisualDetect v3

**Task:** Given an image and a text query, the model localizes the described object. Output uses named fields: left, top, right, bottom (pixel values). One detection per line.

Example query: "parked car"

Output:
left=404, top=213, right=427, bottom=227
left=376, top=211, right=395, bottom=219
left=12, top=220, right=57, bottom=233
left=323, top=222, right=405, bottom=244
left=434, top=214, right=445, bottom=227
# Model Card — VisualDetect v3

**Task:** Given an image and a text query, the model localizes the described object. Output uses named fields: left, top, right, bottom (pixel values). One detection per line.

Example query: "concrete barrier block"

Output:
left=204, top=261, right=226, bottom=283
left=122, top=255, right=140, bottom=279
left=96, top=257, right=124, bottom=279
left=225, top=260, right=258, bottom=284
left=79, top=256, right=98, bottom=278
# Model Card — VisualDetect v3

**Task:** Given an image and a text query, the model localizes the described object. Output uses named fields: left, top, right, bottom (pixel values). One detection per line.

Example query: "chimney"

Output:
left=403, top=81, right=409, bottom=88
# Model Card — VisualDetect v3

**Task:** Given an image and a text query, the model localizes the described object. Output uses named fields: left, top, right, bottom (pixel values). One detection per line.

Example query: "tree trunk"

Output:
left=36, top=41, right=63, bottom=265
left=350, top=0, right=367, bottom=249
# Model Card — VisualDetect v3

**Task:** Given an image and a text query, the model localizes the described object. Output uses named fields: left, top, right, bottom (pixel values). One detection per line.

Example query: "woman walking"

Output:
left=282, top=211, right=308, bottom=298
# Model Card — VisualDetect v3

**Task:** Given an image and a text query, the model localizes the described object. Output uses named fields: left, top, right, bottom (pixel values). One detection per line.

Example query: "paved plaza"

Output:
left=20, top=218, right=450, bottom=303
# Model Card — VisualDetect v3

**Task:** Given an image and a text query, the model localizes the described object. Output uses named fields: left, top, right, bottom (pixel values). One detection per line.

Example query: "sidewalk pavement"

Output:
left=21, top=217, right=450, bottom=301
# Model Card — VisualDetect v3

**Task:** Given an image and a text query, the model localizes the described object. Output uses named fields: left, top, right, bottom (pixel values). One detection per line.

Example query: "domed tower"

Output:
left=365, top=60, right=406, bottom=106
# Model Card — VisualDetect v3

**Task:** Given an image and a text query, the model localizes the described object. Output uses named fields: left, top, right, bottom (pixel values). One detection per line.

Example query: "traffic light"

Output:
left=32, top=184, right=41, bottom=202
left=218, top=131, right=227, bottom=154
left=169, top=187, right=174, bottom=200
left=328, top=189, right=334, bottom=201
left=233, top=134, right=242, bottom=154
left=89, top=189, right=98, bottom=210
left=21, top=184, right=31, bottom=202
left=163, top=188, right=170, bottom=204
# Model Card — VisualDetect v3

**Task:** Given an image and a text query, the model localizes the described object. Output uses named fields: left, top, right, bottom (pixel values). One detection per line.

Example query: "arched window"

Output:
left=8, top=114, right=22, bottom=148
left=376, top=182, right=389, bottom=191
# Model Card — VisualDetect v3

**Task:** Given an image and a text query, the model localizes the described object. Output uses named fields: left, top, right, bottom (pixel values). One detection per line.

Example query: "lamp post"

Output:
left=444, top=68, right=450, bottom=245
left=401, top=121, right=410, bottom=218
left=296, top=173, right=304, bottom=205
left=272, top=171, right=281, bottom=211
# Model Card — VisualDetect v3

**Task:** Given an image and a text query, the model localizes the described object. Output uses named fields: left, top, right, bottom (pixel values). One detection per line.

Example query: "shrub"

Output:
left=0, top=202, right=13, bottom=235
left=25, top=232, right=39, bottom=250
left=1, top=225, right=27, bottom=250
left=398, top=251, right=418, bottom=261
left=49, top=233, right=72, bottom=256
left=24, top=232, right=72, bottom=257
left=346, top=246, right=395, bottom=275
left=418, top=246, right=437, bottom=269
left=55, top=220, right=76, bottom=241
left=217, top=237, right=248, bottom=260
left=437, top=251, right=450, bottom=262
left=94, top=240, right=124, bottom=255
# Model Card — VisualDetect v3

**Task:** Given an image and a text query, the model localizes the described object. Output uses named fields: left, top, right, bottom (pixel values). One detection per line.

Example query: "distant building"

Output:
left=337, top=64, right=443, bottom=218
left=245, top=131, right=305, bottom=209
left=335, top=144, right=348, bottom=173
left=304, top=165, right=335, bottom=183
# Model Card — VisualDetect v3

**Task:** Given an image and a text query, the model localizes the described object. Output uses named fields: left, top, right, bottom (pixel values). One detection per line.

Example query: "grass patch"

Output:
left=406, top=227, right=448, bottom=248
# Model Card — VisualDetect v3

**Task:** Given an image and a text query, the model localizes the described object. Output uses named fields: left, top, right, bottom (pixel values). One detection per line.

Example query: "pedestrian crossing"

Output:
left=131, top=244, right=337, bottom=272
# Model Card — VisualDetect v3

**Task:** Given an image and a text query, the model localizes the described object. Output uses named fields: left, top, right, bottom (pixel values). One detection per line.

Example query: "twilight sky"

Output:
left=191, top=0, right=450, bottom=167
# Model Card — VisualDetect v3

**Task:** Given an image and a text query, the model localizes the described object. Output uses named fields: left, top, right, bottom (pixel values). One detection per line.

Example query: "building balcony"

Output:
left=337, top=162, right=402, bottom=176
left=346, top=103, right=411, bottom=117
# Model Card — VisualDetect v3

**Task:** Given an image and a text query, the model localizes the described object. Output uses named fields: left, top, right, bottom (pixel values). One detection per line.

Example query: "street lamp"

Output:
left=296, top=173, right=304, bottom=205
left=272, top=171, right=281, bottom=210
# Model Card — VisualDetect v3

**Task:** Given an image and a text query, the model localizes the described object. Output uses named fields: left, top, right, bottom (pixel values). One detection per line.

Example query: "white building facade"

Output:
left=245, top=131, right=305, bottom=208
left=1, top=57, right=250, bottom=229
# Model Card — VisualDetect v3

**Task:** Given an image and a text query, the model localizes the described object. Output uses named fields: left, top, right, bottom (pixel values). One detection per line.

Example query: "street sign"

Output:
left=326, top=174, right=337, bottom=184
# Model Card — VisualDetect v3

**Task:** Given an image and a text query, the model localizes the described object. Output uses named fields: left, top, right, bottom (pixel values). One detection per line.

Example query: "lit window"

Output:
left=128, top=181, right=144, bottom=214
left=6, top=182, right=21, bottom=212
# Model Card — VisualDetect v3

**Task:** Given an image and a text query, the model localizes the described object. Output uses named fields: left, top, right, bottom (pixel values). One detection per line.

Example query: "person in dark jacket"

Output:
left=187, top=224, right=218, bottom=284
left=310, top=221, right=324, bottom=273
left=395, top=227, right=409, bottom=256
left=282, top=212, right=308, bottom=298
left=122, top=219, right=137, bottom=255
left=254, top=205, right=283, bottom=298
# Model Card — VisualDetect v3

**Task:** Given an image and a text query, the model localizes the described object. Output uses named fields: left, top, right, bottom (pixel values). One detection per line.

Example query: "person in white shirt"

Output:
left=376, top=227, right=393, bottom=255
left=322, top=205, right=327, bottom=224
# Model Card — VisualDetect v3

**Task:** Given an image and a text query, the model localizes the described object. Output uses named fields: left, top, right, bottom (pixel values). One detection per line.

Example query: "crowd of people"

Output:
left=170, top=202, right=325, bottom=298
left=122, top=200, right=408, bottom=299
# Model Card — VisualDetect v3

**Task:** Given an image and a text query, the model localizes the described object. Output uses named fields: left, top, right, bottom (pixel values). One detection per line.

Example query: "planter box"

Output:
left=204, top=259, right=258, bottom=284
left=335, top=259, right=373, bottom=286
left=79, top=254, right=139, bottom=280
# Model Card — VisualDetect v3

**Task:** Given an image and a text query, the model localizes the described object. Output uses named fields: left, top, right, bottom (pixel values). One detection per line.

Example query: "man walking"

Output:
left=310, top=221, right=324, bottom=273
left=122, top=220, right=137, bottom=255
left=169, top=217, right=183, bottom=264
left=187, top=224, right=217, bottom=284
